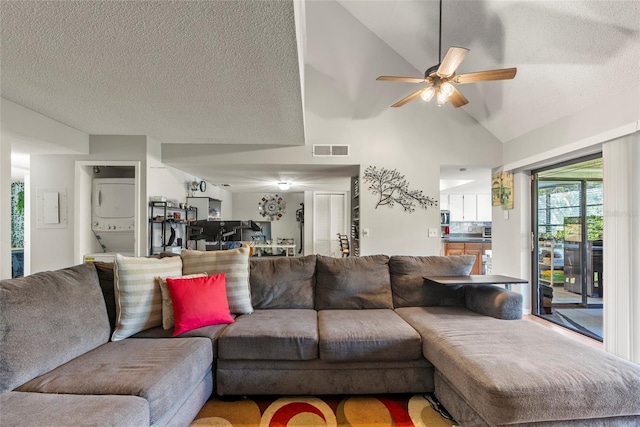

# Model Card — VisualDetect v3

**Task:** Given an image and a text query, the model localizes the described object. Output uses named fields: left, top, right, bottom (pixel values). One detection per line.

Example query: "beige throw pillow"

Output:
left=157, top=273, right=207, bottom=329
left=112, top=254, right=183, bottom=341
left=180, top=247, right=253, bottom=314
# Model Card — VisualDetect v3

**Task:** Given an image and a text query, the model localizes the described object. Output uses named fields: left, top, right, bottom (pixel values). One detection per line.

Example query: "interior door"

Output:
left=313, top=193, right=347, bottom=257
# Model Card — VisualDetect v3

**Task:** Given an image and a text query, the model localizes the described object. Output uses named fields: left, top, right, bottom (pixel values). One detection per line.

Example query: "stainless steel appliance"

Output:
left=440, top=210, right=451, bottom=226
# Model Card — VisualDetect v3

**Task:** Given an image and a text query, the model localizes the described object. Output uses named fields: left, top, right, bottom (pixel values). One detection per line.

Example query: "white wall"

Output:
left=161, top=1, right=504, bottom=257
left=1, top=98, right=91, bottom=277
left=490, top=171, right=532, bottom=312
left=503, top=85, right=640, bottom=170
left=0, top=137, right=11, bottom=279
left=305, top=1, right=503, bottom=255
left=1, top=98, right=89, bottom=155
left=30, top=136, right=148, bottom=272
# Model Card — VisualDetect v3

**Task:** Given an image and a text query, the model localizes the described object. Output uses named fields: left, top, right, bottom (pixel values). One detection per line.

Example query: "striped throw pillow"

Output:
left=181, top=247, right=253, bottom=314
left=112, top=254, right=183, bottom=341
left=158, top=273, right=207, bottom=329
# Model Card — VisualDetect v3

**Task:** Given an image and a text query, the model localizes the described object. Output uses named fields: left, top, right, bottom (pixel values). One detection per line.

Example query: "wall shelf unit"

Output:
left=149, top=201, right=197, bottom=255
left=350, top=176, right=360, bottom=256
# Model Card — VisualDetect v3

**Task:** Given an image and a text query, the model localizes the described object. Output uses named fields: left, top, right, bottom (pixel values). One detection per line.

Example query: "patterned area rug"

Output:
left=191, top=394, right=456, bottom=426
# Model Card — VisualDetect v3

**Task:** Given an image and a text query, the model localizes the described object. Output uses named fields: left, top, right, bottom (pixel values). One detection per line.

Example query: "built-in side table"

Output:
left=424, top=274, right=528, bottom=290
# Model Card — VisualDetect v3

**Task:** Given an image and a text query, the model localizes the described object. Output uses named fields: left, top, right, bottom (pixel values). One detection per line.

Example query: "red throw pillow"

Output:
left=166, top=274, right=234, bottom=336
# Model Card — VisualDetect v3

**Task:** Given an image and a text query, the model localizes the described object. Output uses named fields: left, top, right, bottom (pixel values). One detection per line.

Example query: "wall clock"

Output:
left=258, top=194, right=286, bottom=220
left=199, top=180, right=207, bottom=192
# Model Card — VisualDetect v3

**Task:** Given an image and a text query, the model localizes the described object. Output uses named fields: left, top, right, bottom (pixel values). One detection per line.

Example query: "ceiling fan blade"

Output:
left=391, top=89, right=424, bottom=108
left=453, top=68, right=517, bottom=84
left=436, top=47, right=469, bottom=77
left=377, top=76, right=427, bottom=83
left=448, top=87, right=469, bottom=108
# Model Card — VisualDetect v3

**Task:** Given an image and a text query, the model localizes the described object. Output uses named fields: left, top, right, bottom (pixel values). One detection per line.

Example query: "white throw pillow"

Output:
left=112, top=255, right=183, bottom=341
left=157, top=273, right=207, bottom=329
left=180, top=247, right=253, bottom=314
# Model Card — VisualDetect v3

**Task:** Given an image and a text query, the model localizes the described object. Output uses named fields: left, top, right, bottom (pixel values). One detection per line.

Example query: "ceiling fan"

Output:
left=376, top=0, right=517, bottom=108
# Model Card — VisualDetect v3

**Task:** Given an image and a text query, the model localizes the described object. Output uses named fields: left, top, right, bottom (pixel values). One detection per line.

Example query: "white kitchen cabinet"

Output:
left=448, top=194, right=464, bottom=221
left=440, top=194, right=450, bottom=211
left=476, top=194, right=492, bottom=221
left=463, top=195, right=477, bottom=221
left=446, top=194, right=491, bottom=221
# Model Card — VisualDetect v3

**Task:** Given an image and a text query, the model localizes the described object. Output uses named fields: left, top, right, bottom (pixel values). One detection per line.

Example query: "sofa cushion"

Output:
left=112, top=254, right=183, bottom=341
left=250, top=255, right=317, bottom=309
left=1, top=391, right=149, bottom=427
left=318, top=309, right=422, bottom=362
left=316, top=255, right=392, bottom=309
left=389, top=255, right=475, bottom=308
left=158, top=273, right=208, bottom=329
left=167, top=274, right=235, bottom=336
left=181, top=247, right=253, bottom=314
left=16, top=338, right=212, bottom=426
left=218, top=309, right=318, bottom=361
left=0, top=263, right=110, bottom=392
left=132, top=323, right=231, bottom=356
left=396, top=306, right=640, bottom=424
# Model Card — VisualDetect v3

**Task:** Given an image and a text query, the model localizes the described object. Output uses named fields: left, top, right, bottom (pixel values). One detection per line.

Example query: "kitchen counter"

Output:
left=443, top=236, right=491, bottom=243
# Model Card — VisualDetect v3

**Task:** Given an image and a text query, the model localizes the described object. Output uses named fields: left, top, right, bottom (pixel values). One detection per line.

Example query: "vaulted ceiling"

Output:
left=2, top=1, right=639, bottom=189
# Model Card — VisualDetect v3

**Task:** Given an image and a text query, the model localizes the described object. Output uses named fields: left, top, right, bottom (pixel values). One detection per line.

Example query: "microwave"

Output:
left=440, top=210, right=451, bottom=226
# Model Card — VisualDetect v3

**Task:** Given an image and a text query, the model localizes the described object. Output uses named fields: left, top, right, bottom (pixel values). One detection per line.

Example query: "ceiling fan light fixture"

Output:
left=436, top=89, right=449, bottom=106
left=278, top=182, right=291, bottom=191
left=440, top=82, right=455, bottom=97
left=421, top=86, right=436, bottom=102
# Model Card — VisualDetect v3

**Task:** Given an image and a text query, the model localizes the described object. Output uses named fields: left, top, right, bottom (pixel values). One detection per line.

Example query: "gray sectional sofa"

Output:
left=1, top=254, right=639, bottom=427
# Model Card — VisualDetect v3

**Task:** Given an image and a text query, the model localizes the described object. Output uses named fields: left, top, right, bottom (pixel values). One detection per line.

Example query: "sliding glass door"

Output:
left=532, top=155, right=603, bottom=340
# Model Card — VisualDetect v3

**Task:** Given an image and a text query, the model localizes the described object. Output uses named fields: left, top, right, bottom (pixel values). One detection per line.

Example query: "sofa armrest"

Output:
left=464, top=284, right=523, bottom=320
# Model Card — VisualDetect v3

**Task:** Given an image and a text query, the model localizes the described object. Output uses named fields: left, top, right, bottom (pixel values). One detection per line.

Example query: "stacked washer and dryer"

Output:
left=84, top=178, right=136, bottom=263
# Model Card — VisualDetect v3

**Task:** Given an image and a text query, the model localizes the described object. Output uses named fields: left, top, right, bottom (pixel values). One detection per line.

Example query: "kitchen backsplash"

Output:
left=449, top=221, right=490, bottom=234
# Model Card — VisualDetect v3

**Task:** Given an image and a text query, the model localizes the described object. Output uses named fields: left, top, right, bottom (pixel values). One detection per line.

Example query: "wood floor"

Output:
left=524, top=314, right=603, bottom=350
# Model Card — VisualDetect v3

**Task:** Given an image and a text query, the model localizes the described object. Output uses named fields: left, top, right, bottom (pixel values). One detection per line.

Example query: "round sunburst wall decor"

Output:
left=258, top=194, right=286, bottom=220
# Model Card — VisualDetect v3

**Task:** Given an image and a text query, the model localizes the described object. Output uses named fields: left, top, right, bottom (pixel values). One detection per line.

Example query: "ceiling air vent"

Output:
left=313, top=144, right=350, bottom=157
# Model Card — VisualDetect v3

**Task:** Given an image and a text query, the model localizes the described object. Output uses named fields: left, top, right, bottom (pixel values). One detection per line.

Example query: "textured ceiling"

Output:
left=2, top=1, right=639, bottom=191
left=0, top=0, right=304, bottom=146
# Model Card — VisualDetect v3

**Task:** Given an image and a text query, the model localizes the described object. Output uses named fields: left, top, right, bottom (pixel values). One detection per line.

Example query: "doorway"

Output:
left=313, top=192, right=348, bottom=257
left=532, top=155, right=603, bottom=340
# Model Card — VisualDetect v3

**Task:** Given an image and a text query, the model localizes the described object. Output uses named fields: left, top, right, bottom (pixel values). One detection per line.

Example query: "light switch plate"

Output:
left=362, top=228, right=370, bottom=237
left=428, top=228, right=438, bottom=237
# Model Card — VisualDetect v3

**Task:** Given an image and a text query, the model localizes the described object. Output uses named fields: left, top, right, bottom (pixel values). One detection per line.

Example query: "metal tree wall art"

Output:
left=363, top=166, right=438, bottom=212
